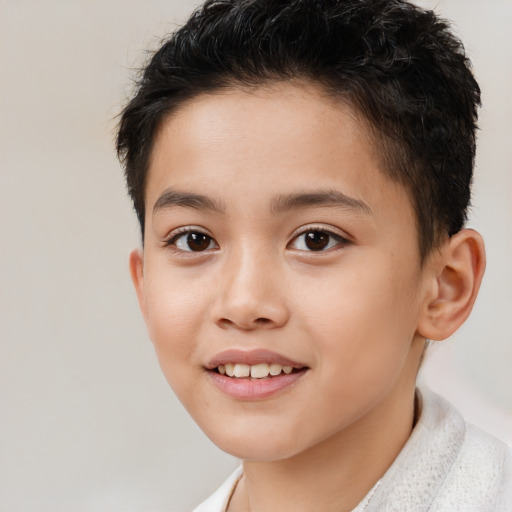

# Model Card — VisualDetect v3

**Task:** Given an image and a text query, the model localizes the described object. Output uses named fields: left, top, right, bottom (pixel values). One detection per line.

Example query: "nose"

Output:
left=211, top=246, right=290, bottom=331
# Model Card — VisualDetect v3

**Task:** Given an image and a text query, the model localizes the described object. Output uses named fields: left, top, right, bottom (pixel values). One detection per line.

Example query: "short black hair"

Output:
left=116, top=0, right=480, bottom=258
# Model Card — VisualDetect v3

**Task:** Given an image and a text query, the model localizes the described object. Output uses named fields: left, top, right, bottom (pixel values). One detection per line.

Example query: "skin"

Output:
left=129, top=82, right=485, bottom=512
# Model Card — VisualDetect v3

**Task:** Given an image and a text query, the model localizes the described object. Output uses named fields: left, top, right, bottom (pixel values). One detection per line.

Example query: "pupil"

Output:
left=187, top=232, right=210, bottom=251
left=305, top=231, right=329, bottom=251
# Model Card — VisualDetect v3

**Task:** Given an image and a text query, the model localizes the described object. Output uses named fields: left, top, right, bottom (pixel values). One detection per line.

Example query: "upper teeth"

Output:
left=218, top=363, right=294, bottom=378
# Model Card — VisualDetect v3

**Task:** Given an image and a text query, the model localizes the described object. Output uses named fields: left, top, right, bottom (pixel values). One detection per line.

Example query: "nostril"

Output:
left=216, top=316, right=274, bottom=330
left=255, top=317, right=272, bottom=325
left=217, top=318, right=235, bottom=329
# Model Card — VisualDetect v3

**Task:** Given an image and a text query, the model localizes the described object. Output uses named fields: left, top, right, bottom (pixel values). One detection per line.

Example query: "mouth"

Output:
left=213, top=362, right=302, bottom=379
left=205, top=349, right=309, bottom=399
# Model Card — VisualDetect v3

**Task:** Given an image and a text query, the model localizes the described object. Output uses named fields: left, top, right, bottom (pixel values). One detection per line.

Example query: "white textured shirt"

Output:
left=193, top=388, right=512, bottom=511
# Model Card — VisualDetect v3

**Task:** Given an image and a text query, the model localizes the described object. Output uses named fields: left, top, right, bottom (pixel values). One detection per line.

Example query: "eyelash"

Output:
left=164, top=226, right=218, bottom=253
left=164, top=225, right=351, bottom=254
left=288, top=225, right=351, bottom=252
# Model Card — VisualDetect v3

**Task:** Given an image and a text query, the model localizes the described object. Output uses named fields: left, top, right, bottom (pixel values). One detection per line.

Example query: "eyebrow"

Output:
left=153, top=189, right=226, bottom=215
left=152, top=188, right=372, bottom=217
left=270, top=190, right=372, bottom=215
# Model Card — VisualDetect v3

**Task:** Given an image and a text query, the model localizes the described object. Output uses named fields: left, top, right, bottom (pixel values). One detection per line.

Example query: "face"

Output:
left=131, top=83, right=432, bottom=461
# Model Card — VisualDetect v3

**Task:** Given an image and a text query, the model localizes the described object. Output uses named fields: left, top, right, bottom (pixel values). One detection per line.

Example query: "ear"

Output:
left=418, top=229, right=486, bottom=341
left=129, top=248, right=148, bottom=322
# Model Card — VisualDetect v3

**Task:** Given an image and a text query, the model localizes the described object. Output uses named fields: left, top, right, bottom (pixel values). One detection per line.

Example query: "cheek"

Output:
left=142, top=267, right=209, bottom=387
left=296, top=257, right=421, bottom=382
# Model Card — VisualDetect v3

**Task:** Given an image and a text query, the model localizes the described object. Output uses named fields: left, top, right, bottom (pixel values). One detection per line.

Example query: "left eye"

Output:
left=170, top=231, right=217, bottom=252
left=289, top=229, right=346, bottom=252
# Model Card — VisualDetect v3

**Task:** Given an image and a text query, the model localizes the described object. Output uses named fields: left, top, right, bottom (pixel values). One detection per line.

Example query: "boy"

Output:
left=116, top=0, right=512, bottom=510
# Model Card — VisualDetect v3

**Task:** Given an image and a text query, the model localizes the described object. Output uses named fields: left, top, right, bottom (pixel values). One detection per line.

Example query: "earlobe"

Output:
left=129, top=248, right=148, bottom=320
left=418, top=229, right=486, bottom=341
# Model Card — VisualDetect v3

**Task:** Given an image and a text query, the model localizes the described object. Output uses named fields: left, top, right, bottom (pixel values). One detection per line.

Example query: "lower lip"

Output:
left=207, top=369, right=308, bottom=400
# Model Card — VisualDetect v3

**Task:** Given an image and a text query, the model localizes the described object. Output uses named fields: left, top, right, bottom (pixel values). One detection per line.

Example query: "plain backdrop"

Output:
left=0, top=1, right=511, bottom=511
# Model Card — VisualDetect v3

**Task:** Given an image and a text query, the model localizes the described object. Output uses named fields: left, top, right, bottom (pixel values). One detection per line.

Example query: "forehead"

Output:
left=149, top=82, right=376, bottom=186
left=146, top=82, right=415, bottom=235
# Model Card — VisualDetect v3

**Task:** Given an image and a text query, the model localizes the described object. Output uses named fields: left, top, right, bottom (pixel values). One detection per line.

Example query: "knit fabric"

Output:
left=193, top=388, right=512, bottom=512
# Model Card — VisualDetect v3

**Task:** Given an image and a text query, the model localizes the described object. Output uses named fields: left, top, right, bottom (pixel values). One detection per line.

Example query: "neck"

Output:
left=228, top=349, right=421, bottom=512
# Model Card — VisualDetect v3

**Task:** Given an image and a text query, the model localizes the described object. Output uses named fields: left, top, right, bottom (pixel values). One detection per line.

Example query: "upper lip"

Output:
left=206, top=348, right=307, bottom=370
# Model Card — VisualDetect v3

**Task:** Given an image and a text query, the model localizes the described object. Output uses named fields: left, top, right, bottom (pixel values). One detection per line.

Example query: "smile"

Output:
left=216, top=363, right=295, bottom=378
left=206, top=349, right=308, bottom=400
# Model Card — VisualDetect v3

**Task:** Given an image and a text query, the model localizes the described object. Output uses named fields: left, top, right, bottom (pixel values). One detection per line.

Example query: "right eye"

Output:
left=167, top=230, right=217, bottom=252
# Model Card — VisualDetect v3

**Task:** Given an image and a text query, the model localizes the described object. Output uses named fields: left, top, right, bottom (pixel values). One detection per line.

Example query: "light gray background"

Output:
left=0, top=1, right=510, bottom=511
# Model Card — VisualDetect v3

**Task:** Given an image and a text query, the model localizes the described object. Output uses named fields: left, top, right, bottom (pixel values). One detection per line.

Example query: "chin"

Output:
left=201, top=422, right=305, bottom=461
left=218, top=440, right=298, bottom=462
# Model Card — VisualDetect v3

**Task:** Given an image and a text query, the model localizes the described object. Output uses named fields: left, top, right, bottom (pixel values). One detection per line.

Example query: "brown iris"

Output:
left=186, top=232, right=211, bottom=251
left=304, top=231, right=330, bottom=251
